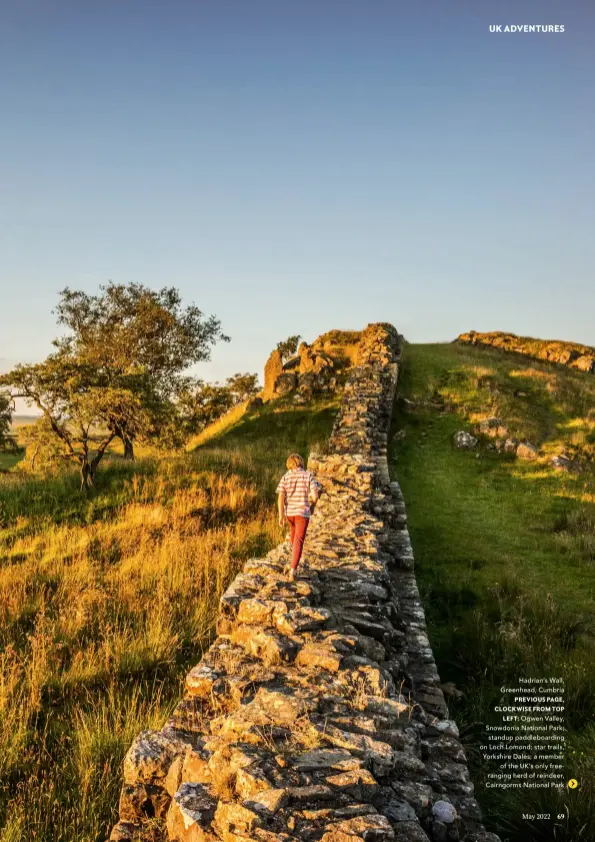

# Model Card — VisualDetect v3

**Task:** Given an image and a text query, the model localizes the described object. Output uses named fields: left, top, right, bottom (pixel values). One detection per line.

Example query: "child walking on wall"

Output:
left=276, top=453, right=321, bottom=581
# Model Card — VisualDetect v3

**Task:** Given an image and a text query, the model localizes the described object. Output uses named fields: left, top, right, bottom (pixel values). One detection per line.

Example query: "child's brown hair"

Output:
left=286, top=453, right=304, bottom=470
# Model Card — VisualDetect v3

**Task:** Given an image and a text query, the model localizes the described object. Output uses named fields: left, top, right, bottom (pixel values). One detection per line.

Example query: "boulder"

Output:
left=551, top=454, right=579, bottom=472
left=119, top=782, right=170, bottom=821
left=575, top=355, right=595, bottom=373
left=453, top=431, right=478, bottom=450
left=109, top=822, right=141, bottom=842
left=432, top=800, right=457, bottom=823
left=244, top=787, right=288, bottom=815
left=478, top=418, right=508, bottom=438
left=322, top=813, right=396, bottom=841
left=392, top=824, right=432, bottom=841
left=516, top=442, right=538, bottom=460
left=213, top=801, right=261, bottom=836
left=299, top=346, right=334, bottom=375
left=273, top=372, right=298, bottom=395
left=372, top=787, right=417, bottom=822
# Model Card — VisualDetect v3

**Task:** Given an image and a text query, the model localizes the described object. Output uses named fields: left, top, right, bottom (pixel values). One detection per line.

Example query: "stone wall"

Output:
left=458, top=330, right=595, bottom=374
left=109, top=323, right=501, bottom=842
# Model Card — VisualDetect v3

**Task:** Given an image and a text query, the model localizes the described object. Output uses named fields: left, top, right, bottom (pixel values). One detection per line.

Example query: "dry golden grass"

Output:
left=0, top=470, right=276, bottom=838
left=0, top=394, right=339, bottom=841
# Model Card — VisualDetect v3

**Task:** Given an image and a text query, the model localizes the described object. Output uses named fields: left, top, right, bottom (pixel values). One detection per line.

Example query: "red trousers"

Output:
left=287, top=515, right=309, bottom=570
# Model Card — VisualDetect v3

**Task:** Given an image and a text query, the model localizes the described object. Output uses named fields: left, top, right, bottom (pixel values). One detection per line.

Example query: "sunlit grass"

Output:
left=0, top=394, right=339, bottom=841
left=186, top=398, right=251, bottom=449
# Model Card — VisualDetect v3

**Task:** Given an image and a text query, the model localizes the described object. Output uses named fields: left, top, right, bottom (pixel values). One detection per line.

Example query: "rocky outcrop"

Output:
left=458, top=330, right=595, bottom=374
left=263, top=350, right=285, bottom=400
left=109, top=323, right=500, bottom=842
left=473, top=419, right=540, bottom=461
left=264, top=331, right=362, bottom=402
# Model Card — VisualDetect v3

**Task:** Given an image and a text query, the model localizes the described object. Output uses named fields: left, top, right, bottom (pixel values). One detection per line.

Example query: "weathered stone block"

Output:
left=123, top=730, right=188, bottom=786
left=296, top=642, right=343, bottom=672
left=109, top=821, right=141, bottom=842
left=323, top=813, right=396, bottom=841
left=213, top=801, right=261, bottom=836
left=166, top=783, right=217, bottom=842
left=231, top=625, right=299, bottom=665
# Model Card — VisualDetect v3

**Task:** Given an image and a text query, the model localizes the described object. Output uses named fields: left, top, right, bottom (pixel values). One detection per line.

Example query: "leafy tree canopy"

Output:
left=174, top=372, right=260, bottom=443
left=52, top=283, right=229, bottom=457
left=276, top=335, right=301, bottom=363
left=17, top=416, right=69, bottom=473
left=55, top=283, right=228, bottom=390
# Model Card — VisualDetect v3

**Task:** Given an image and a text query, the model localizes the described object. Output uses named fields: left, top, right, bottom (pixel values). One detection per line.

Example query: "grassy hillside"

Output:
left=0, top=452, right=22, bottom=471
left=0, top=395, right=338, bottom=842
left=390, top=342, right=595, bottom=842
left=0, top=417, right=34, bottom=471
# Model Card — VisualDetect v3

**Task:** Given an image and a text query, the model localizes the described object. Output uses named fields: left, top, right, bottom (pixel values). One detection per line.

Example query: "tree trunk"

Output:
left=80, top=433, right=115, bottom=492
left=123, top=436, right=135, bottom=460
left=30, top=445, right=40, bottom=472
left=80, top=461, right=94, bottom=492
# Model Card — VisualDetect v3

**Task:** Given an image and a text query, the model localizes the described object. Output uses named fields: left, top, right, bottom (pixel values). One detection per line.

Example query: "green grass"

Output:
left=0, top=452, right=23, bottom=471
left=390, top=342, right=595, bottom=842
left=0, top=394, right=338, bottom=842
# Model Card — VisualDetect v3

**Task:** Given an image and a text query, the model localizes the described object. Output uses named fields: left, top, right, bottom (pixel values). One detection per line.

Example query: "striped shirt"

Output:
left=276, top=468, right=321, bottom=518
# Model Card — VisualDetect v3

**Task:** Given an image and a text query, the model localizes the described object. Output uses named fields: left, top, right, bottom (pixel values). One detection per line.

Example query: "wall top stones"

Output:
left=109, top=323, right=501, bottom=842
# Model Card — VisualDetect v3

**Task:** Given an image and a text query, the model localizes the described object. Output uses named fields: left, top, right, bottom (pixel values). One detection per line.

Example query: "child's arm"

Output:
left=309, top=474, right=321, bottom=512
left=276, top=475, right=287, bottom=526
left=277, top=490, right=287, bottom=525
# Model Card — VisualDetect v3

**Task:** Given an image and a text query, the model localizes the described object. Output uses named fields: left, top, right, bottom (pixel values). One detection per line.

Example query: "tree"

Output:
left=276, top=335, right=301, bottom=363
left=225, top=372, right=260, bottom=403
left=0, top=391, right=13, bottom=450
left=53, top=283, right=229, bottom=459
left=174, top=372, right=260, bottom=439
left=0, top=284, right=229, bottom=490
left=0, top=351, right=146, bottom=490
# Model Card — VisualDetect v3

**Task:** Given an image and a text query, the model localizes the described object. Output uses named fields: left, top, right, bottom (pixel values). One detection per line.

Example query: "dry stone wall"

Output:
left=109, top=323, right=501, bottom=842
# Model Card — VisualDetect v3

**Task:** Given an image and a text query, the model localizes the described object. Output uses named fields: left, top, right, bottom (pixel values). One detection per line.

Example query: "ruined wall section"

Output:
left=109, top=323, right=501, bottom=842
left=458, top=330, right=595, bottom=374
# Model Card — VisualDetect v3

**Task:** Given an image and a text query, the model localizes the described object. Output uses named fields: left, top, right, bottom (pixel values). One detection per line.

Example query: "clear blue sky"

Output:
left=1, top=0, right=593, bottom=405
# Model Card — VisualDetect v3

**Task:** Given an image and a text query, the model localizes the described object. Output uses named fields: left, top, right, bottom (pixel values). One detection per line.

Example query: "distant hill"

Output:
left=457, top=330, right=595, bottom=373
left=10, top=415, right=39, bottom=428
